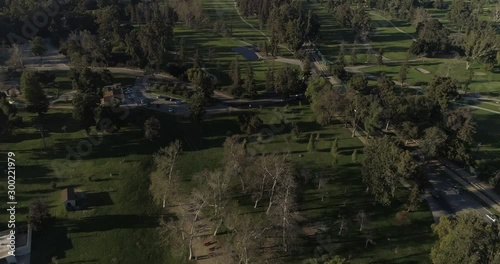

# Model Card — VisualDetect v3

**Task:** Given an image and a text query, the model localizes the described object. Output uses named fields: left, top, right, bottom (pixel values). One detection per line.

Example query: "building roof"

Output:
left=61, top=188, right=75, bottom=202
left=102, top=84, right=124, bottom=103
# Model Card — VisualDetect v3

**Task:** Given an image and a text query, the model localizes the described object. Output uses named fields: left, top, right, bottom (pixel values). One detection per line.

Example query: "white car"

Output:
left=486, top=214, right=498, bottom=222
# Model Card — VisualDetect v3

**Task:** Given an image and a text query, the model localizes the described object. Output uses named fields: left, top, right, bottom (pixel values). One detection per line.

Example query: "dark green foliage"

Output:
left=21, top=71, right=49, bottom=115
left=238, top=113, right=263, bottom=135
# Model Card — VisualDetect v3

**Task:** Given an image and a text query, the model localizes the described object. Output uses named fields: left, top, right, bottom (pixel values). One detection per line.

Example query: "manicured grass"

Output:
left=0, top=109, right=188, bottom=264
left=472, top=109, right=500, bottom=160
left=369, top=12, right=416, bottom=61
left=361, top=58, right=500, bottom=94
left=148, top=104, right=435, bottom=263
left=2, top=100, right=436, bottom=263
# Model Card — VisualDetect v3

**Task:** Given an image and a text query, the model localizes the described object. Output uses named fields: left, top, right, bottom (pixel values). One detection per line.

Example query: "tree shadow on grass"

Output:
left=31, top=224, right=73, bottom=264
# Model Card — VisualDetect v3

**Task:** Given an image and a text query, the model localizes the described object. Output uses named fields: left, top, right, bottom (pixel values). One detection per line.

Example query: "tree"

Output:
left=307, top=133, right=316, bottom=152
left=352, top=149, right=358, bottom=162
left=399, top=58, right=409, bottom=87
left=362, top=137, right=417, bottom=205
left=337, top=42, right=346, bottom=67
left=265, top=62, right=275, bottom=91
left=307, top=77, right=347, bottom=125
left=223, top=136, right=248, bottom=192
left=243, top=63, right=257, bottom=98
left=144, top=116, right=161, bottom=142
left=177, top=37, right=186, bottom=63
left=303, top=55, right=312, bottom=80
left=225, top=210, right=268, bottom=263
left=356, top=210, right=368, bottom=231
left=331, top=138, right=339, bottom=164
left=447, top=0, right=475, bottom=30
left=410, top=19, right=450, bottom=57
left=425, top=76, right=460, bottom=111
left=149, top=140, right=182, bottom=208
left=6, top=44, right=24, bottom=71
left=187, top=92, right=207, bottom=122
left=72, top=92, right=99, bottom=130
left=421, top=126, right=448, bottom=157
left=138, top=16, right=174, bottom=70
left=412, top=7, right=430, bottom=27
left=27, top=199, right=51, bottom=231
left=238, top=113, right=263, bottom=135
left=275, top=66, right=301, bottom=95
left=230, top=57, right=242, bottom=96
left=431, top=211, right=500, bottom=264
left=158, top=192, right=206, bottom=261
left=193, top=169, right=232, bottom=236
left=21, top=71, right=49, bottom=116
left=377, top=48, right=384, bottom=66
left=350, top=42, right=358, bottom=66
left=30, top=36, right=47, bottom=63
left=461, top=26, right=500, bottom=69
left=405, top=185, right=423, bottom=212
left=349, top=73, right=369, bottom=94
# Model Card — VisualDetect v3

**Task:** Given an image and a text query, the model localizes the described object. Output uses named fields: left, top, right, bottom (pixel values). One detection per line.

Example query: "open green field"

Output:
left=471, top=109, right=500, bottom=160
left=0, top=108, right=186, bottom=264
left=1, top=100, right=436, bottom=263
left=361, top=58, right=500, bottom=94
left=369, top=12, right=416, bottom=61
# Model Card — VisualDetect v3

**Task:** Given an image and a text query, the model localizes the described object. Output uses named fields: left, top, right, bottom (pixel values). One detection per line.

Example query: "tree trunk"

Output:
left=266, top=179, right=277, bottom=215
left=188, top=243, right=193, bottom=260
left=385, top=120, right=390, bottom=131
left=213, top=218, right=223, bottom=236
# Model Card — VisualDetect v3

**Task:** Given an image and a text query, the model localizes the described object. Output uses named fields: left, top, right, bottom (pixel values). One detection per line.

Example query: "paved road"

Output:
left=425, top=161, right=495, bottom=223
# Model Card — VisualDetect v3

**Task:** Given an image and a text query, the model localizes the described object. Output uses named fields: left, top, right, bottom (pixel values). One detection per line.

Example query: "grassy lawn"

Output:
left=0, top=109, right=187, bottom=264
left=246, top=105, right=435, bottom=263
left=361, top=58, right=500, bottom=94
left=472, top=109, right=500, bottom=160
left=2, top=99, right=435, bottom=263
left=369, top=12, right=416, bottom=61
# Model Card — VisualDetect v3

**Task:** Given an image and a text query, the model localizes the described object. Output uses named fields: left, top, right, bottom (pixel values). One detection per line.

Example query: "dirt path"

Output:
left=169, top=205, right=232, bottom=264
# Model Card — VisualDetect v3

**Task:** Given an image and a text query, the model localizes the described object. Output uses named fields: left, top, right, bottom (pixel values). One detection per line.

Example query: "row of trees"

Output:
left=237, top=0, right=320, bottom=51
left=151, top=137, right=302, bottom=262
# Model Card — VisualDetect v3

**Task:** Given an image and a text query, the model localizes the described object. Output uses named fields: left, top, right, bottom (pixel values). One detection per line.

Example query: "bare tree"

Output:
left=258, top=153, right=293, bottom=215
left=158, top=192, right=206, bottom=261
left=335, top=214, right=349, bottom=235
left=194, top=169, right=232, bottom=236
left=274, top=170, right=298, bottom=252
left=223, top=136, right=248, bottom=192
left=363, top=231, right=376, bottom=248
left=316, top=173, right=329, bottom=202
left=356, top=210, right=367, bottom=231
left=149, top=140, right=182, bottom=208
left=6, top=44, right=24, bottom=71
left=225, top=210, right=271, bottom=264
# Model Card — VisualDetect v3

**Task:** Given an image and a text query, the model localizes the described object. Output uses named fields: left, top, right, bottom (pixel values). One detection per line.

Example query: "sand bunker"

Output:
left=416, top=67, right=430, bottom=74
left=231, top=46, right=259, bottom=60
left=474, top=72, right=487, bottom=76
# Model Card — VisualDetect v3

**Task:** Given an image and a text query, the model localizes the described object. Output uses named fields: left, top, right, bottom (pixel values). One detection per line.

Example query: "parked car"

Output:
left=156, top=95, right=165, bottom=99
left=168, top=107, right=174, bottom=113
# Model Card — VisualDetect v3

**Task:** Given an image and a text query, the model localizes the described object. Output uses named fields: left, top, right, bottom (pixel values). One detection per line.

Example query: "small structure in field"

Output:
left=61, top=188, right=76, bottom=210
